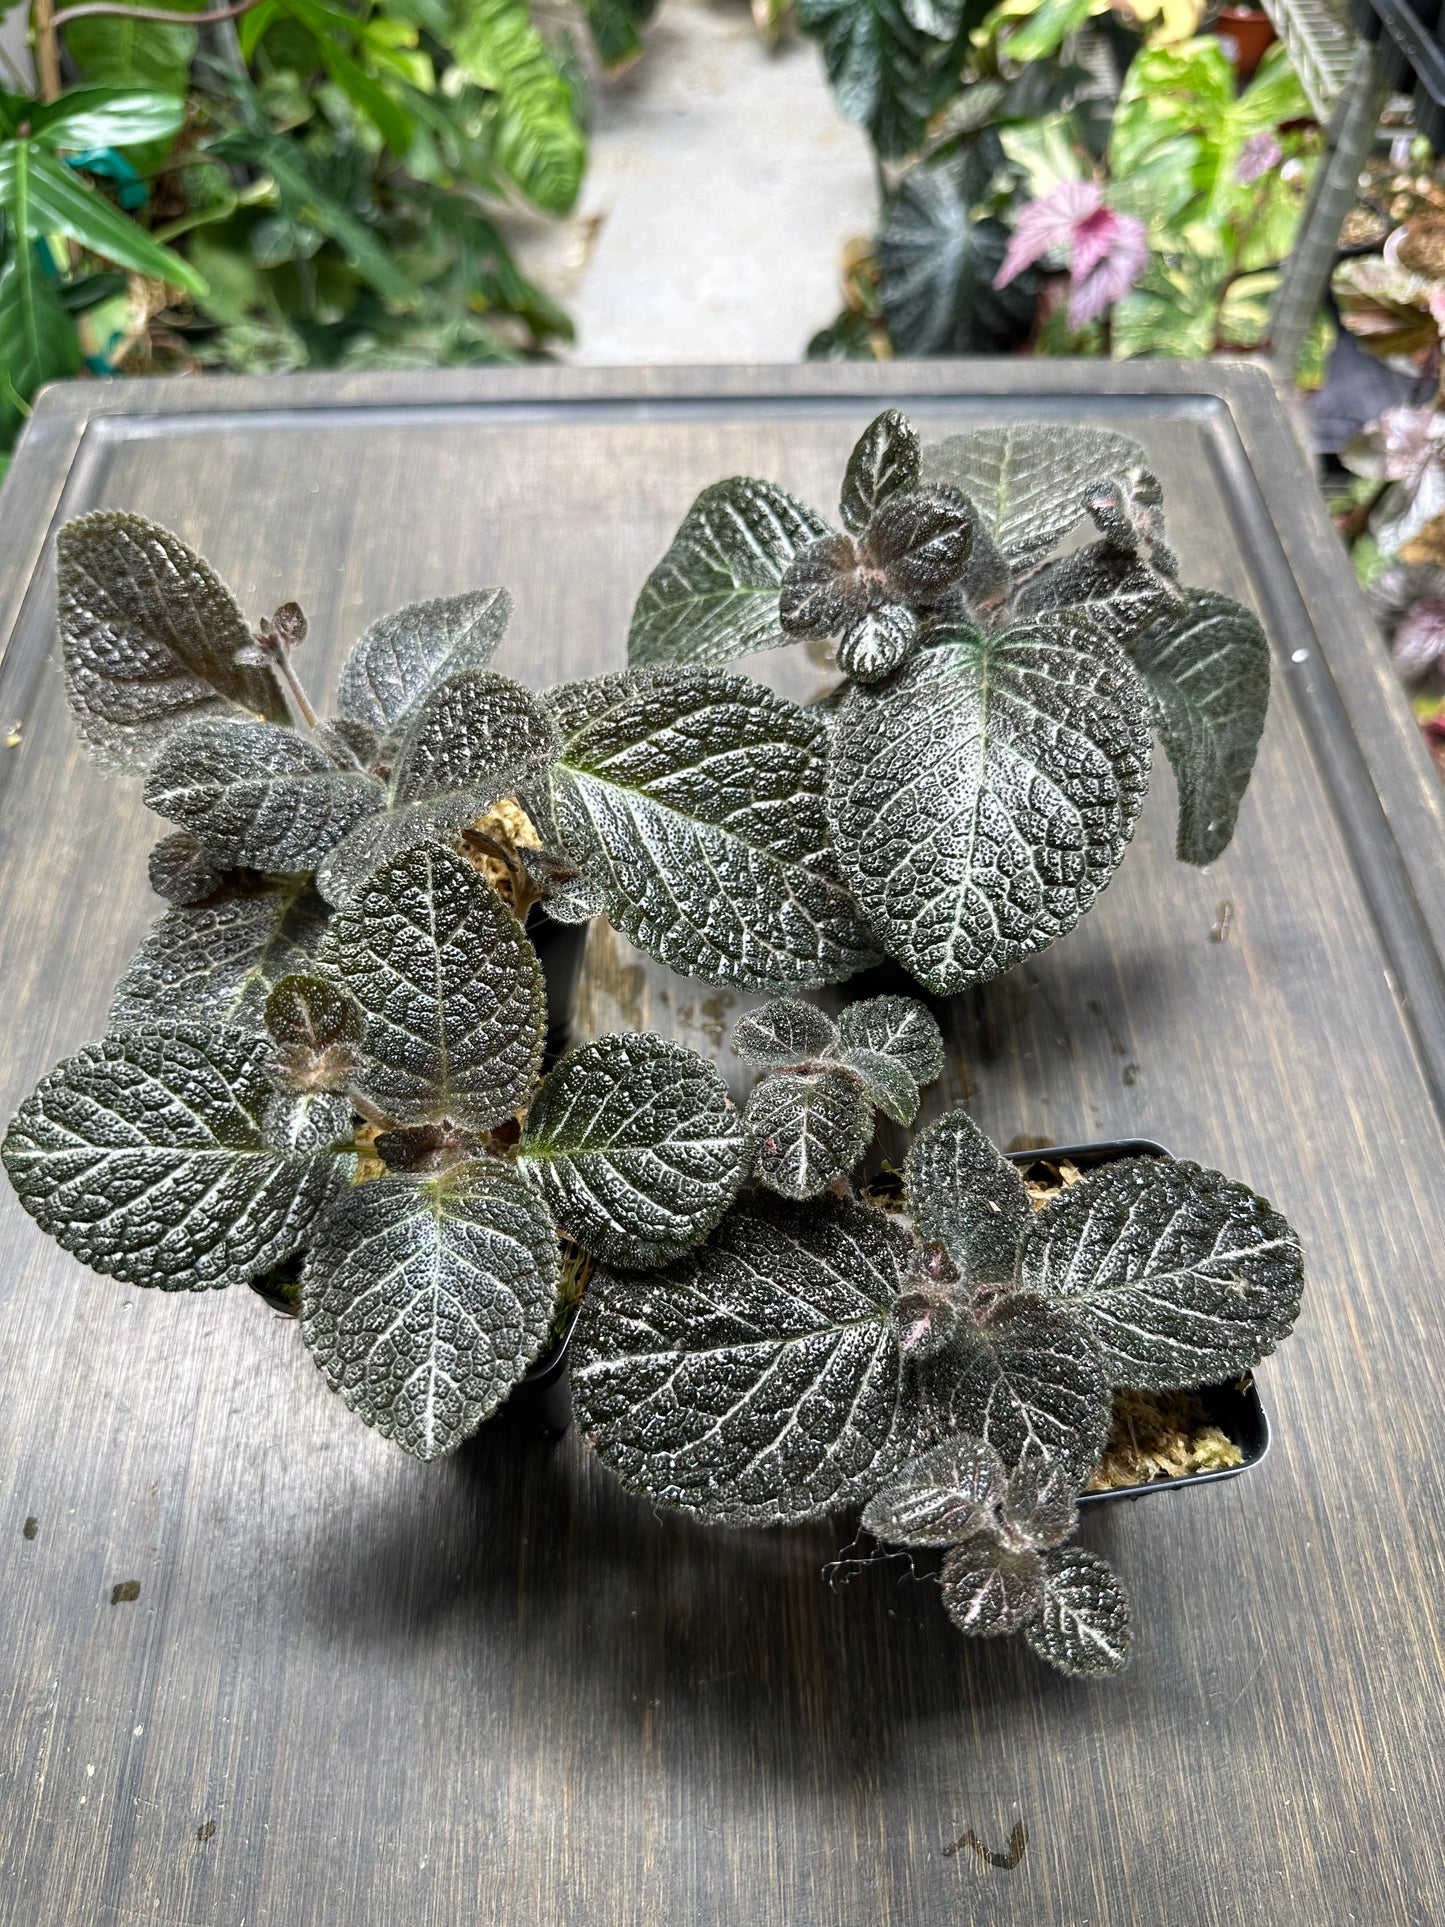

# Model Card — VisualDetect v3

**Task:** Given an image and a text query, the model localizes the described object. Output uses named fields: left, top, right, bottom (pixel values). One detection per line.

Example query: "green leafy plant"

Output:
left=620, top=407, right=1271, bottom=996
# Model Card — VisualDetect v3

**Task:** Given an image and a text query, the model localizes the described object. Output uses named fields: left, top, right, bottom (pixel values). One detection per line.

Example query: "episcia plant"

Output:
left=572, top=1068, right=1305, bottom=1677
left=621, top=409, right=1273, bottom=996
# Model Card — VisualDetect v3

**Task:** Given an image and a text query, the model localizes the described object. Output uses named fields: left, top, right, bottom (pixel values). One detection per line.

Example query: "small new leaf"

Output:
left=337, top=588, right=513, bottom=734
left=300, top=1156, right=560, bottom=1460
left=837, top=994, right=944, bottom=1087
left=1025, top=1546, right=1133, bottom=1677
left=2, top=1025, right=352, bottom=1291
left=264, top=972, right=363, bottom=1094
left=940, top=1535, right=1045, bottom=1636
left=841, top=409, right=921, bottom=535
left=861, top=1434, right=1006, bottom=1547
left=732, top=997, right=839, bottom=1069
left=110, top=881, right=329, bottom=1031
left=904, top=1106, right=1031, bottom=1286
left=1019, top=1156, right=1304, bottom=1389
left=746, top=1067, right=874, bottom=1199
left=148, top=831, right=223, bottom=906
left=518, top=1032, right=749, bottom=1266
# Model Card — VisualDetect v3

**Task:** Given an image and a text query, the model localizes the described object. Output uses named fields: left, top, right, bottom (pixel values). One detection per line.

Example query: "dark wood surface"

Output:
left=1, top=363, right=1442, bottom=1927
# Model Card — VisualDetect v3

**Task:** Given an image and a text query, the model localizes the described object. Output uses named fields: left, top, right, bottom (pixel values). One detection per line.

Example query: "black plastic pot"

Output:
left=1005, top=1139, right=1271, bottom=1505
left=526, top=905, right=590, bottom=1067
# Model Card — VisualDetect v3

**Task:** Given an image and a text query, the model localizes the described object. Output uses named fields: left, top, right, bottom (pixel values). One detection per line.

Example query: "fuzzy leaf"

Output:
left=732, top=997, right=839, bottom=1068
left=1019, top=1156, right=1304, bottom=1390
left=546, top=669, right=877, bottom=991
left=841, top=409, right=921, bottom=535
left=1, top=1025, right=353, bottom=1292
left=628, top=478, right=830, bottom=669
left=746, top=1067, right=874, bottom=1199
left=110, top=881, right=329, bottom=1031
left=904, top=1107, right=1030, bottom=1286
left=837, top=1048, right=918, bottom=1125
left=1014, top=544, right=1183, bottom=648
left=1126, top=590, right=1270, bottom=866
left=56, top=512, right=288, bottom=770
left=861, top=1434, right=1006, bottom=1546
left=572, top=1194, right=912, bottom=1525
left=143, top=717, right=384, bottom=870
left=828, top=620, right=1151, bottom=995
left=1004, top=1451, right=1077, bottom=1548
left=1025, top=1546, right=1133, bottom=1677
left=147, top=830, right=223, bottom=906
left=836, top=604, right=919, bottom=682
left=321, top=843, right=544, bottom=1130
left=864, top=485, right=976, bottom=603
left=878, top=154, right=1037, bottom=355
left=920, top=424, right=1149, bottom=570
left=265, top=972, right=363, bottom=1051
left=941, top=1535, right=1045, bottom=1635
left=518, top=1032, right=749, bottom=1266
left=336, top=588, right=513, bottom=734
left=300, top=1156, right=559, bottom=1460
left=837, top=994, right=944, bottom=1086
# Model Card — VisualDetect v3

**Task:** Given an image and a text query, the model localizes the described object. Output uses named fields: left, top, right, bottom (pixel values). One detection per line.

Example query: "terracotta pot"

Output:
left=1213, top=6, right=1278, bottom=81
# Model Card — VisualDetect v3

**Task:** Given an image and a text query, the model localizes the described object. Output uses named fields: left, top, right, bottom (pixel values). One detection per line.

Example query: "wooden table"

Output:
left=1, top=364, right=1442, bottom=1927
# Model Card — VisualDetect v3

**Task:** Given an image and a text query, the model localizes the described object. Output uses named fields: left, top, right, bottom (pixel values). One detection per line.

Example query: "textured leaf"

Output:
left=1003, top=1450, right=1077, bottom=1548
left=1014, top=544, right=1183, bottom=648
left=1127, top=590, right=1270, bottom=866
left=841, top=1048, right=919, bottom=1125
left=746, top=1068, right=874, bottom=1199
left=1025, top=1546, right=1133, bottom=1676
left=628, top=478, right=830, bottom=669
left=321, top=843, right=544, bottom=1130
left=941, top=1535, right=1045, bottom=1635
left=1, top=1025, right=352, bottom=1292
left=110, top=881, right=329, bottom=1031
left=923, top=1294, right=1111, bottom=1483
left=836, top=604, right=919, bottom=682
left=336, top=588, right=512, bottom=734
left=878, top=155, right=1037, bottom=354
left=828, top=621, right=1151, bottom=994
left=518, top=1032, right=748, bottom=1266
left=837, top=994, right=944, bottom=1086
left=572, top=1194, right=912, bottom=1525
left=904, top=1107, right=1030, bottom=1285
left=147, top=830, right=223, bottom=906
left=779, top=532, right=873, bottom=643
left=56, top=512, right=287, bottom=771
left=921, top=424, right=1149, bottom=570
left=797, top=0, right=957, bottom=159
left=143, top=717, right=384, bottom=870
left=451, top=0, right=586, bottom=214
left=262, top=1088, right=354, bottom=1155
left=861, top=1434, right=1006, bottom=1546
left=732, top=997, right=839, bottom=1068
left=265, top=972, right=364, bottom=1051
left=546, top=669, right=877, bottom=991
left=300, top=1156, right=560, bottom=1460
left=841, top=409, right=921, bottom=535
left=865, top=485, right=977, bottom=603
left=1019, top=1156, right=1304, bottom=1390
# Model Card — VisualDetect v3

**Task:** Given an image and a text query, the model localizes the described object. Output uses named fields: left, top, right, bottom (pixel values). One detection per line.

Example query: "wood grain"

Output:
left=0, top=364, right=1442, bottom=1927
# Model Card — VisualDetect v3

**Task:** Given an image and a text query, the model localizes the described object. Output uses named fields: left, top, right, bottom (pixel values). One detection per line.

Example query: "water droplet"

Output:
left=1291, top=648, right=1309, bottom=663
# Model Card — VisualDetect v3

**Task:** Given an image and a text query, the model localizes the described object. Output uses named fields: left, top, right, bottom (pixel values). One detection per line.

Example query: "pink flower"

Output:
left=994, top=181, right=1149, bottom=328
left=1235, top=132, right=1282, bottom=186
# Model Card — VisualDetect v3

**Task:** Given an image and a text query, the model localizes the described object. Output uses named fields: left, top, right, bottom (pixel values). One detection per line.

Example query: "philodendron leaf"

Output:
left=1025, top=1546, right=1133, bottom=1677
left=732, top=997, right=839, bottom=1068
left=841, top=409, right=921, bottom=535
left=143, top=718, right=384, bottom=870
left=148, top=830, right=224, bottom=906
left=1, top=1025, right=353, bottom=1291
left=546, top=669, right=877, bottom=991
left=828, top=620, right=1151, bottom=994
left=110, top=880, right=329, bottom=1031
left=317, top=670, right=559, bottom=906
left=321, top=843, right=544, bottom=1130
left=336, top=588, right=513, bottom=734
left=518, top=1032, right=749, bottom=1266
left=1126, top=590, right=1271, bottom=866
left=300, top=1155, right=560, bottom=1460
left=861, top=1434, right=1006, bottom=1547
left=572, top=1194, right=913, bottom=1525
left=940, top=1536, right=1045, bottom=1636
left=920, top=425, right=1150, bottom=571
left=628, top=478, right=830, bottom=669
left=57, top=513, right=289, bottom=771
left=904, top=1107, right=1031, bottom=1286
left=1019, top=1156, right=1304, bottom=1390
left=746, top=1067, right=874, bottom=1199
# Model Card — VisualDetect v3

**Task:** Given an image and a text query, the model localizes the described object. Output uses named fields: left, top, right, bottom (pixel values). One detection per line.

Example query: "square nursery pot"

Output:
left=1007, top=1139, right=1271, bottom=1506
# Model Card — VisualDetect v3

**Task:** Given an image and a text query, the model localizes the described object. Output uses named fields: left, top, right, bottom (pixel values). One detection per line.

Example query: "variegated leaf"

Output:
left=336, top=588, right=512, bottom=733
left=110, top=881, right=330, bottom=1032
left=746, top=1068, right=874, bottom=1199
left=1025, top=1546, right=1133, bottom=1677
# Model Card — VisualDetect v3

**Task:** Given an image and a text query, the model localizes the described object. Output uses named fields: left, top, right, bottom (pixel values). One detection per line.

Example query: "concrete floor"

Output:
left=508, top=0, right=881, bottom=362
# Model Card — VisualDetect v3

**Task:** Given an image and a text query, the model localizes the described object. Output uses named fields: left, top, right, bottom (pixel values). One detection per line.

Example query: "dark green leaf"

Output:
left=627, top=478, right=830, bottom=669
left=2, top=146, right=204, bottom=293
left=878, top=157, right=1035, bottom=355
left=546, top=669, right=878, bottom=991
left=837, top=993, right=943, bottom=1086
left=796, top=0, right=955, bottom=158
left=518, top=1032, right=748, bottom=1266
left=841, top=408, right=921, bottom=535
left=32, top=87, right=186, bottom=149
left=941, top=1535, right=1045, bottom=1635
left=572, top=1194, right=913, bottom=1525
left=336, top=588, right=513, bottom=734
left=57, top=512, right=286, bottom=772
left=265, top=972, right=364, bottom=1051
left=1014, top=544, right=1183, bottom=649
left=827, top=620, right=1151, bottom=994
left=580, top=0, right=657, bottom=69
left=62, top=1, right=201, bottom=99
left=1019, top=1156, right=1304, bottom=1390
left=746, top=1067, right=874, bottom=1199
left=1, top=1024, right=352, bottom=1291
left=0, top=249, right=80, bottom=443
left=919, top=423, right=1149, bottom=570
left=732, top=997, right=839, bottom=1069
left=838, top=1047, right=918, bottom=1125
left=110, top=880, right=329, bottom=1030
left=1025, top=1546, right=1133, bottom=1676
left=861, top=1433, right=1005, bottom=1546
left=321, top=843, right=544, bottom=1130
left=904, top=1107, right=1030, bottom=1285
left=300, top=1155, right=560, bottom=1459
left=147, top=830, right=223, bottom=906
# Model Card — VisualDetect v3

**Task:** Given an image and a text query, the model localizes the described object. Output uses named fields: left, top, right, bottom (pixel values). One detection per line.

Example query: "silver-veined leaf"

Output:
left=878, top=153, right=1036, bottom=355
left=904, top=1106, right=1030, bottom=1286
left=572, top=1194, right=912, bottom=1526
left=837, top=993, right=943, bottom=1088
left=1019, top=1156, right=1304, bottom=1390
left=920, top=423, right=1149, bottom=569
left=746, top=1067, right=874, bottom=1199
left=940, top=1535, right=1045, bottom=1635
left=110, top=880, right=329, bottom=1031
left=827, top=619, right=1151, bottom=994
left=300, top=1155, right=560, bottom=1460
left=147, top=830, right=223, bottom=905
left=861, top=1433, right=1005, bottom=1546
left=1025, top=1546, right=1133, bottom=1677
left=840, top=408, right=921, bottom=535
left=336, top=588, right=512, bottom=734
left=1, top=1024, right=353, bottom=1291
left=518, top=1032, right=749, bottom=1266
left=732, top=996, right=839, bottom=1068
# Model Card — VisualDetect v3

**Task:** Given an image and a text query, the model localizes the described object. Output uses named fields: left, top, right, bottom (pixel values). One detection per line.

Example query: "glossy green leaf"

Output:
left=1025, top=1546, right=1133, bottom=1676
left=797, top=0, right=960, bottom=159
left=110, top=881, right=329, bottom=1031
left=0, top=145, right=204, bottom=293
left=32, top=87, right=186, bottom=149
left=0, top=250, right=80, bottom=443
left=746, top=1067, right=874, bottom=1199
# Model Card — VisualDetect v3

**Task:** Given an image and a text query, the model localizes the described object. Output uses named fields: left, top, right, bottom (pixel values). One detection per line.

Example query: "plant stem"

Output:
left=271, top=648, right=319, bottom=730
left=31, top=0, right=62, bottom=104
